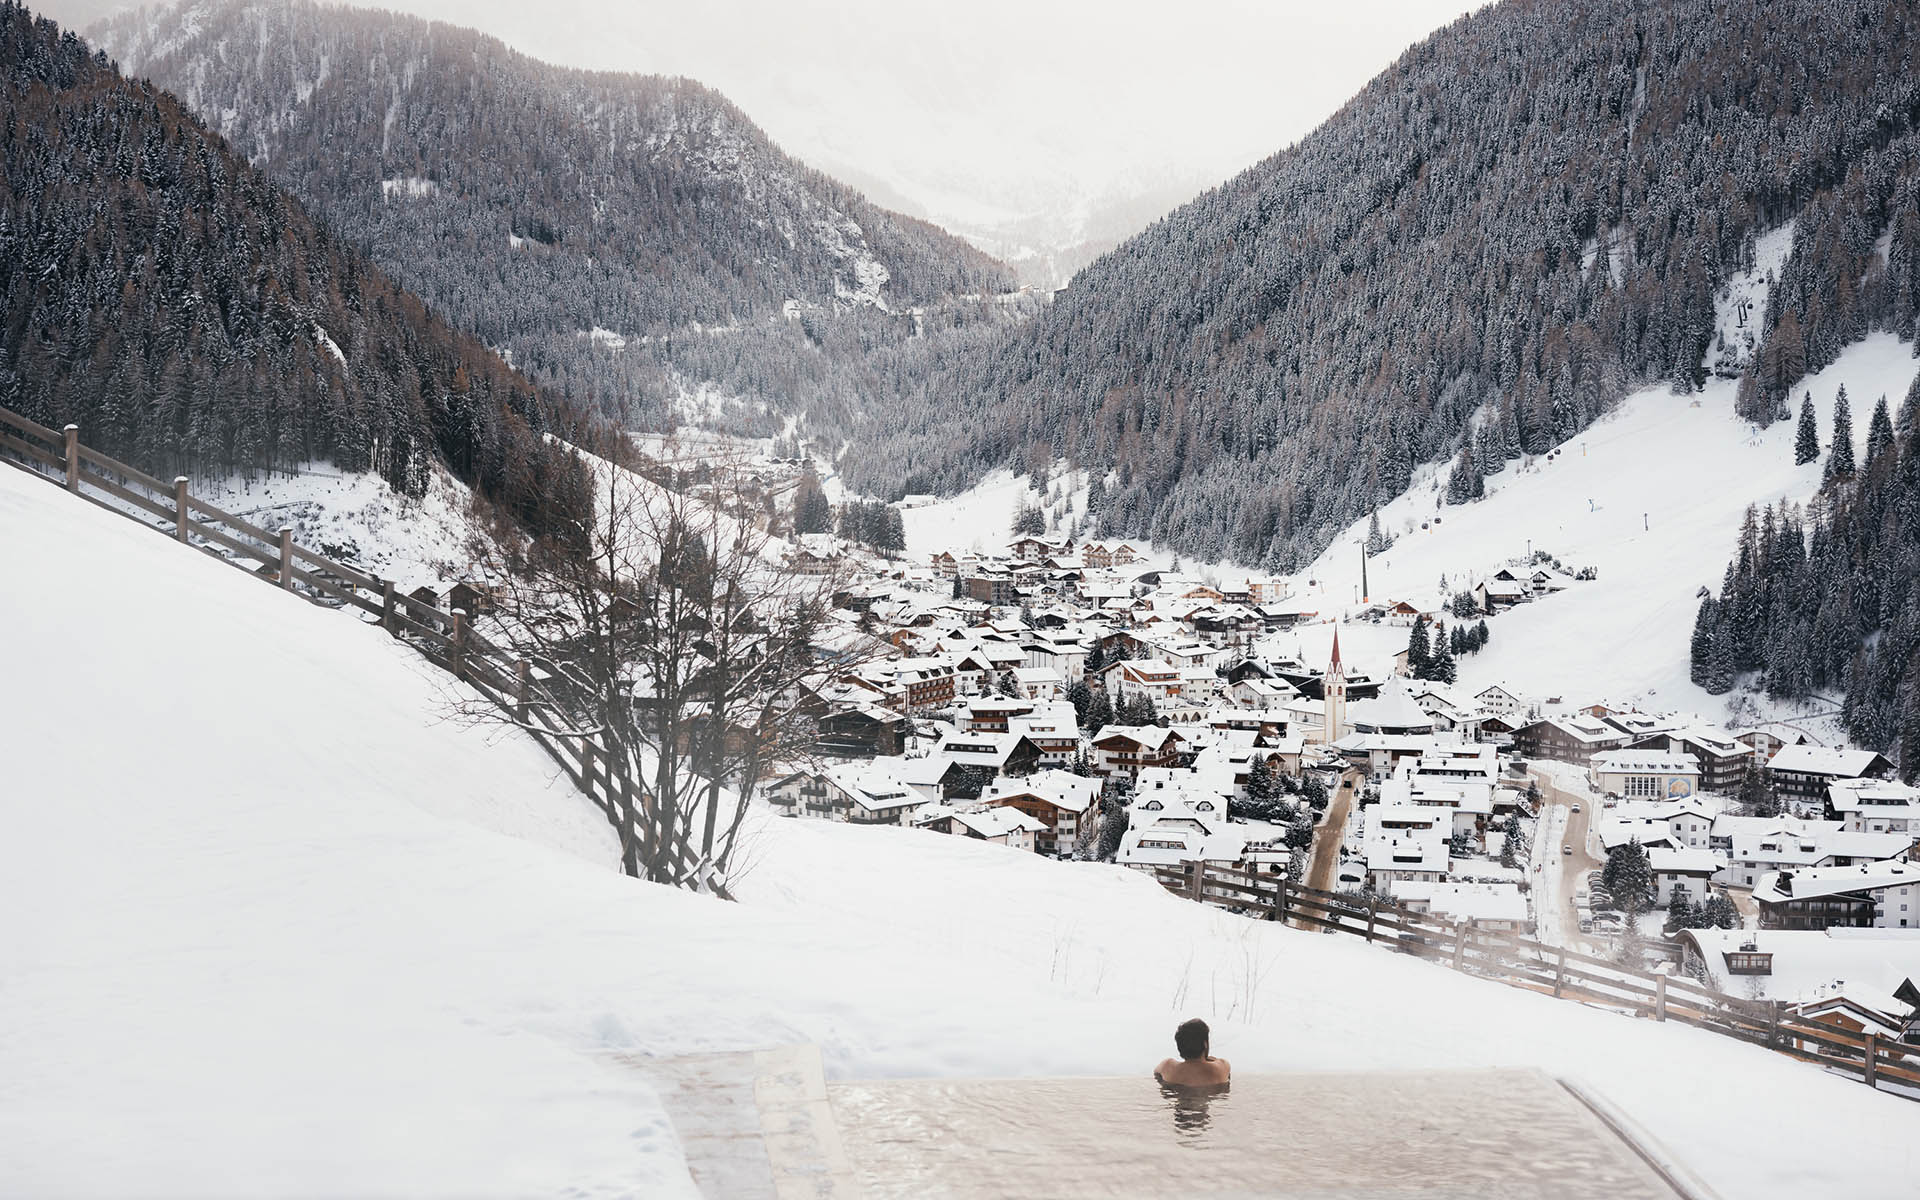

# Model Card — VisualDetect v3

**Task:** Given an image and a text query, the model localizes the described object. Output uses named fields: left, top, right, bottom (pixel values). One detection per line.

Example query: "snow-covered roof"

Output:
left=1646, top=847, right=1723, bottom=875
left=1768, top=745, right=1888, bottom=778
left=1590, top=750, right=1701, bottom=775
left=950, top=807, right=1048, bottom=840
left=1347, top=680, right=1436, bottom=734
left=1755, top=861, right=1920, bottom=903
left=1827, top=777, right=1920, bottom=814
left=1677, top=927, right=1920, bottom=1006
left=1423, top=882, right=1529, bottom=923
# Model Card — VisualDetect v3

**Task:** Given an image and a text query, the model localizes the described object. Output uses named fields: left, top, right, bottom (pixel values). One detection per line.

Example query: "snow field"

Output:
left=1300, top=333, right=1920, bottom=712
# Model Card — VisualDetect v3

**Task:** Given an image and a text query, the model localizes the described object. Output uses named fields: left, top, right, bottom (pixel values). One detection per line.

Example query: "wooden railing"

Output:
left=0, top=406, right=725, bottom=899
left=1150, top=859, right=1920, bottom=1101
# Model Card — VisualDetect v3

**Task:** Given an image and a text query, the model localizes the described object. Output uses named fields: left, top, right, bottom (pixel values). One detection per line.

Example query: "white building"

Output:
left=1590, top=750, right=1702, bottom=801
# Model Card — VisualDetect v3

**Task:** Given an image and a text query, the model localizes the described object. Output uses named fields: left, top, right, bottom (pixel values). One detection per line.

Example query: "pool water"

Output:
left=828, top=1068, right=1692, bottom=1199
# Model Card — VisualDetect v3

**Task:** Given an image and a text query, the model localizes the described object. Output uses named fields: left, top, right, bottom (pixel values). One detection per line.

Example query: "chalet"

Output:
left=964, top=573, right=1021, bottom=607
left=1364, top=826, right=1450, bottom=895
left=1006, top=704, right=1081, bottom=767
left=1677, top=928, right=1920, bottom=1023
left=1510, top=715, right=1631, bottom=766
left=1104, top=658, right=1184, bottom=708
left=1721, top=827, right=1917, bottom=889
left=1625, top=728, right=1752, bottom=793
left=1090, top=725, right=1186, bottom=778
left=816, top=704, right=909, bottom=757
left=1755, top=861, right=1920, bottom=930
left=1408, top=882, right=1531, bottom=933
left=1829, top=778, right=1920, bottom=835
left=930, top=550, right=960, bottom=577
left=1645, top=848, right=1721, bottom=908
left=1767, top=746, right=1894, bottom=807
left=1473, top=578, right=1527, bottom=612
left=885, top=657, right=957, bottom=713
left=1735, top=728, right=1804, bottom=763
left=919, top=805, right=1048, bottom=851
left=962, top=696, right=1038, bottom=734
left=1474, top=685, right=1525, bottom=717
left=934, top=731, right=1044, bottom=779
left=1011, top=665, right=1064, bottom=701
left=983, top=770, right=1102, bottom=854
left=1007, top=536, right=1063, bottom=563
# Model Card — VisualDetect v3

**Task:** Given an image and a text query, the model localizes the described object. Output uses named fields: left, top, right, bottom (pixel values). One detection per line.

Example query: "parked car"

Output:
left=1577, top=917, right=1594, bottom=933
left=1562, top=844, right=1573, bottom=855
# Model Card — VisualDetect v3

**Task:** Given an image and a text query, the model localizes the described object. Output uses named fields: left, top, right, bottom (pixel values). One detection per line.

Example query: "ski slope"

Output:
left=1300, top=332, right=1920, bottom=714
left=6, top=462, right=1920, bottom=1196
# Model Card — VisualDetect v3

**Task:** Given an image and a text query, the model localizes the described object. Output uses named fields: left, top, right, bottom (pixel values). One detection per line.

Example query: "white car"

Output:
left=1570, top=803, right=1581, bottom=813
left=1562, top=844, right=1573, bottom=855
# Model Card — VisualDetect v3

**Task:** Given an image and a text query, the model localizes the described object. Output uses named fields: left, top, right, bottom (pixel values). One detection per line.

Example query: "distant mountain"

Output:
left=0, top=1, right=589, bottom=533
left=849, top=0, right=1920, bottom=570
left=92, top=0, right=1019, bottom=440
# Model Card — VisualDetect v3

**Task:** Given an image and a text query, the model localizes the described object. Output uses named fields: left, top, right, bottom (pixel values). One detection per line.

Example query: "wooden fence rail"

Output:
left=0, top=406, right=723, bottom=898
left=1154, top=858, right=1919, bottom=1101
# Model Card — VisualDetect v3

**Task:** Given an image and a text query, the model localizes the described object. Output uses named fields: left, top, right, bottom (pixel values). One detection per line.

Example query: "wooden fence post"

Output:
left=1452, top=921, right=1467, bottom=970
left=1187, top=860, right=1204, bottom=902
left=173, top=477, right=190, bottom=543
left=1365, top=897, right=1378, bottom=943
left=63, top=424, right=79, bottom=492
left=1277, top=877, right=1290, bottom=923
left=381, top=580, right=397, bottom=635
left=450, top=609, right=468, bottom=680
left=1766, top=1002, right=1780, bottom=1050
left=1653, top=965, right=1668, bottom=1022
left=1863, top=1034, right=1879, bottom=1089
left=278, top=526, right=294, bottom=590
left=515, top=659, right=531, bottom=722
left=1554, top=947, right=1567, bottom=997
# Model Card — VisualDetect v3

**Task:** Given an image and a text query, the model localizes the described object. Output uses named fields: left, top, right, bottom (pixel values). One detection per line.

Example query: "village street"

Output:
left=1527, top=767, right=1605, bottom=952
left=1305, top=768, right=1362, bottom=897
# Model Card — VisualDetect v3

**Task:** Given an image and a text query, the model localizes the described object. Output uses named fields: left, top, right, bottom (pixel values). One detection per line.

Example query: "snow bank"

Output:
left=5, top=464, right=1918, bottom=1198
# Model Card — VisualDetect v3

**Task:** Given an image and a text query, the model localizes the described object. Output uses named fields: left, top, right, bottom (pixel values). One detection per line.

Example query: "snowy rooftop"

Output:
left=1768, top=745, right=1888, bottom=778
left=1590, top=751, right=1701, bottom=775
left=1755, top=861, right=1920, bottom=903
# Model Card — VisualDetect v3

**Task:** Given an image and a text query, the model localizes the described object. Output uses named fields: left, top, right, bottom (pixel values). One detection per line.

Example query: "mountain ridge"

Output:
left=92, top=0, right=1021, bottom=438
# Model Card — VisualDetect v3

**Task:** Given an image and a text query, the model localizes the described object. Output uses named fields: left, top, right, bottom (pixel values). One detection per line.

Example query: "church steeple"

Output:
left=1324, top=624, right=1348, bottom=743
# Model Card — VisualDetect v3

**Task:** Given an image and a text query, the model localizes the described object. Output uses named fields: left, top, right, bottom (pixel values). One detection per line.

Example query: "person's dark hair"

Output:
left=1174, top=1018, right=1210, bottom=1061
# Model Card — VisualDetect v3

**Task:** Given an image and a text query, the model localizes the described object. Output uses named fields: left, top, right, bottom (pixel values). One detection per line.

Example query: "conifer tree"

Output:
left=1407, top=615, right=1432, bottom=678
left=1689, top=597, right=1716, bottom=686
left=1826, top=384, right=1855, bottom=483
left=1431, top=622, right=1458, bottom=683
left=1865, top=394, right=1895, bottom=467
left=1795, top=392, right=1820, bottom=464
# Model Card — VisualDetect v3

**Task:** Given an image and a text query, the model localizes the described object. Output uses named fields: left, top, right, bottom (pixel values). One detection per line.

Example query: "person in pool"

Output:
left=1155, top=1018, right=1230, bottom=1087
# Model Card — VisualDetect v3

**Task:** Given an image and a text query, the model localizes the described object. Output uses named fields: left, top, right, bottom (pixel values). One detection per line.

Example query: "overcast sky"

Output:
left=41, top=0, right=1475, bottom=241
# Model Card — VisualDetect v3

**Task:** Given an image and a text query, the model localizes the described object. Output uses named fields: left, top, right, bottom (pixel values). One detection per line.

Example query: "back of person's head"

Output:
left=1174, top=1018, right=1210, bottom=1061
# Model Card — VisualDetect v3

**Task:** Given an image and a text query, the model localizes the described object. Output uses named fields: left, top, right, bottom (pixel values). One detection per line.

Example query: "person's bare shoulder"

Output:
left=1212, top=1057, right=1232, bottom=1079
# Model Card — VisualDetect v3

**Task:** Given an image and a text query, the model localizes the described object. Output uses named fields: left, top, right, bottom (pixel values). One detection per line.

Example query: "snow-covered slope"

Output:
left=6, top=463, right=1920, bottom=1196
left=1298, top=333, right=1920, bottom=716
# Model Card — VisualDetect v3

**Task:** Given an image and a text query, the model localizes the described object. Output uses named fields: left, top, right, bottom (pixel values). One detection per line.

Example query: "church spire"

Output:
left=1329, top=624, right=1343, bottom=671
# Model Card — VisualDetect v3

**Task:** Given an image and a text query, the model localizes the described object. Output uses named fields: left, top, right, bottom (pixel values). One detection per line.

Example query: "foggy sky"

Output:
left=35, top=0, right=1476, bottom=241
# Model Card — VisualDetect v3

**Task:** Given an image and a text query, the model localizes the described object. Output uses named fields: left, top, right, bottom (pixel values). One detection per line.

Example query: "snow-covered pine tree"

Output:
left=1866, top=394, right=1895, bottom=467
left=1689, top=596, right=1716, bottom=686
left=1825, top=384, right=1855, bottom=483
left=1602, top=840, right=1654, bottom=914
left=1407, top=615, right=1431, bottom=679
left=1795, top=392, right=1820, bottom=464
left=1432, top=629, right=1457, bottom=683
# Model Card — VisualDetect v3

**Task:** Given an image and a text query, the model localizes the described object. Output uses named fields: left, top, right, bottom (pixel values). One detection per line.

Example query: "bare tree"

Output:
left=472, top=444, right=856, bottom=890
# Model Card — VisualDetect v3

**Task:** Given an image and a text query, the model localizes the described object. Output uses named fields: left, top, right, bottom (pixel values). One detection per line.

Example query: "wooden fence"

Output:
left=1150, top=858, right=1920, bottom=1101
left=0, top=407, right=724, bottom=898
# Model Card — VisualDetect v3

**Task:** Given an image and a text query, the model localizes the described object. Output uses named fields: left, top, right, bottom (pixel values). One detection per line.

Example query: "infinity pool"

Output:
left=828, top=1069, right=1692, bottom=1199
